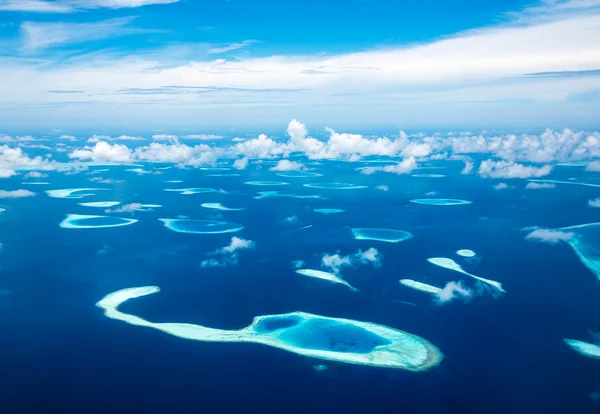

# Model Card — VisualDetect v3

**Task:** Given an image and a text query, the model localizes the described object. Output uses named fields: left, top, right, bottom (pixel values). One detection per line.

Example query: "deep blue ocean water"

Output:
left=2, top=159, right=600, bottom=413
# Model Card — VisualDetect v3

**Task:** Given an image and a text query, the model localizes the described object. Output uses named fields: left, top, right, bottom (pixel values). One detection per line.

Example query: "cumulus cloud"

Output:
left=362, top=157, right=417, bottom=175
left=525, top=228, right=573, bottom=244
left=525, top=182, right=556, bottom=189
left=375, top=185, right=389, bottom=191
left=106, top=203, right=142, bottom=213
left=269, top=159, right=306, bottom=171
left=478, top=160, right=552, bottom=179
left=285, top=215, right=298, bottom=223
left=461, top=160, right=474, bottom=175
left=494, top=182, right=510, bottom=190
left=201, top=256, right=238, bottom=268
left=586, top=161, right=600, bottom=172
left=88, top=177, right=124, bottom=184
left=69, top=141, right=133, bottom=163
left=220, top=237, right=255, bottom=253
left=0, top=145, right=50, bottom=178
left=589, top=198, right=600, bottom=208
left=435, top=281, right=472, bottom=304
left=233, top=157, right=248, bottom=170
left=24, top=171, right=48, bottom=178
left=321, top=248, right=382, bottom=273
left=201, top=237, right=254, bottom=268
left=0, top=189, right=36, bottom=198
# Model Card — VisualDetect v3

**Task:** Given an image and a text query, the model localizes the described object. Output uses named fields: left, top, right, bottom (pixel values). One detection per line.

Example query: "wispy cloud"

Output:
left=20, top=17, right=158, bottom=53
left=207, top=40, right=256, bottom=54
left=0, top=0, right=178, bottom=13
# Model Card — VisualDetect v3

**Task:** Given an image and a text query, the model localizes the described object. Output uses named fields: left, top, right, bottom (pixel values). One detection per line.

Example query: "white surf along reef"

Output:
left=427, top=257, right=505, bottom=293
left=97, top=286, right=443, bottom=371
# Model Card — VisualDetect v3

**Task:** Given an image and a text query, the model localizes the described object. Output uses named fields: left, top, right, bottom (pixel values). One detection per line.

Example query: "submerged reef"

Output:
left=97, top=286, right=443, bottom=371
left=352, top=228, right=413, bottom=243
left=410, top=199, right=472, bottom=206
left=164, top=188, right=219, bottom=195
left=304, top=183, right=368, bottom=190
left=275, top=172, right=323, bottom=178
left=314, top=208, right=345, bottom=214
left=245, top=181, right=289, bottom=186
left=555, top=222, right=600, bottom=280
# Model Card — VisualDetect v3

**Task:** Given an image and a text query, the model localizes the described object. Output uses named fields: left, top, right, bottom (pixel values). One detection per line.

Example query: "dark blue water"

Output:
left=1, top=160, right=600, bottom=413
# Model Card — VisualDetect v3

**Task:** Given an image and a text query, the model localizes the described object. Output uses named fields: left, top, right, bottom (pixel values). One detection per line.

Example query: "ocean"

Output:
left=1, top=158, right=600, bottom=413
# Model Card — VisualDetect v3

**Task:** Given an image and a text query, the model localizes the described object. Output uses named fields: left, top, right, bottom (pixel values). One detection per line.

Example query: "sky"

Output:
left=0, top=0, right=599, bottom=132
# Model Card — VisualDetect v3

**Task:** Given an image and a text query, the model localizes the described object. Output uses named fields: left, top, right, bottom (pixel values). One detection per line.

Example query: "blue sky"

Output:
left=0, top=0, right=599, bottom=133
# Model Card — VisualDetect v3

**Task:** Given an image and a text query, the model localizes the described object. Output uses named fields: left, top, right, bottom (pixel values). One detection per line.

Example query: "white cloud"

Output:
left=525, top=182, right=556, bottom=189
left=107, top=203, right=142, bottom=213
left=59, top=135, right=77, bottom=141
left=0, top=0, right=178, bottom=13
left=589, top=198, right=600, bottom=208
left=0, top=145, right=50, bottom=178
left=478, top=160, right=552, bottom=179
left=201, top=256, right=238, bottom=268
left=69, top=141, right=133, bottom=163
left=208, top=40, right=256, bottom=54
left=220, top=237, right=255, bottom=253
left=321, top=248, right=382, bottom=273
left=525, top=228, right=574, bottom=243
left=375, top=185, right=389, bottom=191
left=20, top=18, right=157, bottom=53
left=461, top=160, right=474, bottom=175
left=3, top=1, right=600, bottom=129
left=586, top=160, right=600, bottom=171
left=233, top=157, right=249, bottom=170
left=24, top=171, right=48, bottom=178
left=285, top=215, right=298, bottom=223
left=269, top=160, right=306, bottom=171
left=0, top=189, right=36, bottom=198
left=152, top=134, right=178, bottom=141
left=494, top=183, right=510, bottom=190
left=184, top=134, right=224, bottom=140
left=88, top=177, right=124, bottom=184
left=382, top=157, right=418, bottom=175
left=435, top=281, right=472, bottom=304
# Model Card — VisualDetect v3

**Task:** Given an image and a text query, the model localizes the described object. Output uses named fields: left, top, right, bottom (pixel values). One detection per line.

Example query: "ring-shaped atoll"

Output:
left=59, top=214, right=138, bottom=229
left=97, top=286, right=443, bottom=371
